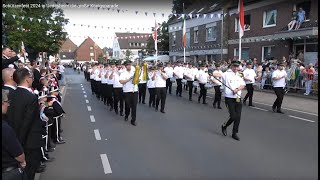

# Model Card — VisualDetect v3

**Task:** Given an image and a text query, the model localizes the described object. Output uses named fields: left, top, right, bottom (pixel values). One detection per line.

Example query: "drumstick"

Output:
left=211, top=75, right=241, bottom=98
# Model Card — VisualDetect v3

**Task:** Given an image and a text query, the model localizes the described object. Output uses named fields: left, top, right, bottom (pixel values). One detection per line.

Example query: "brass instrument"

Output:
left=132, top=65, right=141, bottom=85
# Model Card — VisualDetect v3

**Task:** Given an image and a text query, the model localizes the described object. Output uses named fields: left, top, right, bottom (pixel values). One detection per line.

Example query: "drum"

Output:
left=170, top=77, right=176, bottom=82
left=204, top=83, right=213, bottom=89
left=181, top=79, right=187, bottom=85
left=193, top=81, right=199, bottom=88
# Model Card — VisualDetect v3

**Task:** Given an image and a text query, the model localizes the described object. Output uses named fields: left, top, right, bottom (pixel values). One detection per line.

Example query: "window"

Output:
left=141, top=43, right=144, bottom=47
left=306, top=44, right=317, bottom=52
left=90, top=46, right=93, bottom=50
left=90, top=52, right=94, bottom=57
left=295, top=1, right=311, bottom=20
left=263, top=10, right=277, bottom=27
left=172, top=32, right=176, bottom=46
left=262, top=46, right=275, bottom=61
left=194, top=30, right=198, bottom=43
left=206, top=27, right=216, bottom=41
left=135, top=43, right=138, bottom=46
left=234, top=48, right=250, bottom=60
left=235, top=15, right=251, bottom=32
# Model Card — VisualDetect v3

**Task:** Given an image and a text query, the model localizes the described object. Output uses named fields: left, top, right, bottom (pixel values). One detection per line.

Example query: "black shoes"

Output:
left=47, top=148, right=55, bottom=152
left=155, top=108, right=158, bottom=112
left=109, top=107, right=113, bottom=111
left=131, top=121, right=137, bottom=126
left=44, top=157, right=55, bottom=162
left=142, top=102, right=146, bottom=104
left=213, top=104, right=216, bottom=108
left=115, top=111, right=118, bottom=115
left=160, top=110, right=165, bottom=113
left=202, top=102, right=207, bottom=105
left=217, top=106, right=222, bottom=109
left=124, top=116, right=128, bottom=121
left=248, top=105, right=255, bottom=107
left=120, top=112, right=124, bottom=116
left=55, top=141, right=65, bottom=144
left=221, top=125, right=227, bottom=136
left=243, top=101, right=246, bottom=105
left=232, top=134, right=240, bottom=141
left=272, top=106, right=276, bottom=112
left=36, top=166, right=46, bottom=173
left=189, top=98, right=192, bottom=101
left=277, top=110, right=284, bottom=114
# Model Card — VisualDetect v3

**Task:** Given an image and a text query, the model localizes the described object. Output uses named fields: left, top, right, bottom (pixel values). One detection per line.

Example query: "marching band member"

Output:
left=173, top=62, right=184, bottom=97
left=112, top=61, right=124, bottom=116
left=184, top=63, right=196, bottom=101
left=243, top=60, right=257, bottom=107
left=193, top=64, right=199, bottom=94
left=210, top=64, right=223, bottom=109
left=138, top=62, right=147, bottom=104
left=95, top=64, right=102, bottom=100
left=196, top=63, right=209, bottom=104
left=107, top=61, right=116, bottom=111
left=164, top=63, right=174, bottom=94
left=100, top=63, right=109, bottom=105
left=183, top=63, right=188, bottom=90
left=153, top=64, right=168, bottom=113
left=272, top=62, right=287, bottom=114
left=211, top=60, right=245, bottom=141
left=89, top=64, right=95, bottom=95
left=147, top=66, right=156, bottom=108
left=119, top=60, right=138, bottom=126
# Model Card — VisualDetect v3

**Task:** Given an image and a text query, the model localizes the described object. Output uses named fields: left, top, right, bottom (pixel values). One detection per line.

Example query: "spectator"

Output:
left=2, top=47, right=19, bottom=70
left=2, top=68, right=17, bottom=97
left=304, top=65, right=314, bottom=95
left=295, top=7, right=306, bottom=30
left=7, top=68, right=44, bottom=180
left=287, top=11, right=297, bottom=30
left=32, top=62, right=42, bottom=91
left=2, top=89, right=28, bottom=180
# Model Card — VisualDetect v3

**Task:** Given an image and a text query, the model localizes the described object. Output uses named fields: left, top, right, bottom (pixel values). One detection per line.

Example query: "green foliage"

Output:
left=172, top=0, right=193, bottom=14
left=146, top=21, right=169, bottom=55
left=125, top=49, right=133, bottom=61
left=3, top=0, right=69, bottom=56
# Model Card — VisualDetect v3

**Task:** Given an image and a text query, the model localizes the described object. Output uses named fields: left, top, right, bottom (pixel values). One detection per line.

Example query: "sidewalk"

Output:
left=172, top=83, right=318, bottom=115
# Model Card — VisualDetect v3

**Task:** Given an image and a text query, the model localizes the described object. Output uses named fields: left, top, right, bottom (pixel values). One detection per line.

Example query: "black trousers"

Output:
left=24, top=148, right=42, bottom=180
left=184, top=82, right=188, bottom=90
left=213, top=85, right=222, bottom=107
left=156, top=87, right=167, bottom=111
left=106, top=84, right=114, bottom=107
left=198, top=83, right=207, bottom=103
left=138, top=83, right=147, bottom=103
left=148, top=88, right=156, bottom=107
left=224, top=97, right=242, bottom=134
left=101, top=83, right=108, bottom=104
left=243, top=84, right=254, bottom=105
left=2, top=166, right=27, bottom=180
left=166, top=79, right=172, bottom=94
left=96, top=81, right=101, bottom=98
left=90, top=79, right=95, bottom=95
left=124, top=92, right=138, bottom=122
left=273, top=87, right=285, bottom=111
left=51, top=117, right=62, bottom=142
left=187, top=81, right=193, bottom=99
left=176, top=79, right=182, bottom=96
left=113, top=87, right=124, bottom=113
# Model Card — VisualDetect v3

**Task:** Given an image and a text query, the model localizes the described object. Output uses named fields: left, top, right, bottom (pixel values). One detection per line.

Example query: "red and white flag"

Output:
left=182, top=14, right=186, bottom=48
left=238, top=0, right=244, bottom=38
left=153, top=20, right=157, bottom=51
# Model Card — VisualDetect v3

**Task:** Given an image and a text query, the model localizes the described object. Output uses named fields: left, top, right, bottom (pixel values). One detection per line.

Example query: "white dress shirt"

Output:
left=147, top=72, right=156, bottom=88
left=196, top=70, right=209, bottom=84
left=222, top=69, right=246, bottom=98
left=120, top=70, right=138, bottom=93
left=211, top=70, right=223, bottom=86
left=107, top=69, right=114, bottom=85
left=89, top=69, right=94, bottom=79
left=101, top=69, right=108, bottom=84
left=173, top=66, right=184, bottom=79
left=113, top=69, right=124, bottom=88
left=94, top=69, right=101, bottom=81
left=4, top=84, right=17, bottom=90
left=243, top=68, right=257, bottom=84
left=272, top=69, right=287, bottom=88
left=184, top=68, right=195, bottom=81
left=164, top=67, right=174, bottom=78
left=139, top=69, right=147, bottom=84
left=154, top=71, right=167, bottom=88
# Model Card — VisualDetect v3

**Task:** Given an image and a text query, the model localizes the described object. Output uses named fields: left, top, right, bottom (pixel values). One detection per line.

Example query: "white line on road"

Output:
left=86, top=100, right=89, bottom=103
left=83, top=91, right=86, bottom=94
left=87, top=106, right=92, bottom=111
left=250, top=106, right=268, bottom=111
left=90, top=115, right=95, bottom=122
left=84, top=95, right=87, bottom=98
left=94, top=129, right=101, bottom=140
left=288, top=115, right=315, bottom=123
left=82, top=88, right=84, bottom=90
left=100, top=154, right=112, bottom=174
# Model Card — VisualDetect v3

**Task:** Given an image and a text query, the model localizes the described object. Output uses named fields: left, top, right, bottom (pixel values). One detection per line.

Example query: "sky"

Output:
left=48, top=0, right=173, bottom=49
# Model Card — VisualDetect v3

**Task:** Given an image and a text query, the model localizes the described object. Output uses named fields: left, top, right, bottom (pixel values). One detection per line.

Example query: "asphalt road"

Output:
left=40, top=68, right=318, bottom=180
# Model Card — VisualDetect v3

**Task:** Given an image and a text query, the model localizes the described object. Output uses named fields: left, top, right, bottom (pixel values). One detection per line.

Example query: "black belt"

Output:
left=2, top=166, right=18, bottom=173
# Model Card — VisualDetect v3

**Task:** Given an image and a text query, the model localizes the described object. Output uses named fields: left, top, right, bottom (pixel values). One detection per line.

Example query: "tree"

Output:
left=98, top=53, right=104, bottom=63
left=125, top=49, right=133, bottom=61
left=3, top=0, right=69, bottom=61
left=172, top=0, right=193, bottom=14
left=146, top=21, right=169, bottom=55
left=146, top=36, right=155, bottom=55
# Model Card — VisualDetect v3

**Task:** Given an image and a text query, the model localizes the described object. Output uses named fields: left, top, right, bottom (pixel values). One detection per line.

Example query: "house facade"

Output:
left=75, top=37, right=104, bottom=62
left=59, top=38, right=77, bottom=62
left=168, top=0, right=318, bottom=64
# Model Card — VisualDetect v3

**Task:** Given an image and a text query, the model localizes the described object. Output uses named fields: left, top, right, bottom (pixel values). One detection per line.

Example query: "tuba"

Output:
left=132, top=65, right=141, bottom=85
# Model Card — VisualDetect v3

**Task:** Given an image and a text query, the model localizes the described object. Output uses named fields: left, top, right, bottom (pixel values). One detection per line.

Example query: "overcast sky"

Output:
left=49, top=0, right=173, bottom=48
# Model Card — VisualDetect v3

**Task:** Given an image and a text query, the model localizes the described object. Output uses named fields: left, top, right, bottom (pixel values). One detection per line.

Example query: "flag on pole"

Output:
left=182, top=14, right=186, bottom=48
left=238, top=0, right=244, bottom=38
left=21, top=41, right=25, bottom=49
left=153, top=20, right=157, bottom=51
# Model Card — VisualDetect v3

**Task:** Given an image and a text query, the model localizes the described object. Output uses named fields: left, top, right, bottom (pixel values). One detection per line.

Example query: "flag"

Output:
left=238, top=0, right=244, bottom=38
left=153, top=20, right=157, bottom=51
left=21, top=41, right=25, bottom=49
left=182, top=14, right=186, bottom=48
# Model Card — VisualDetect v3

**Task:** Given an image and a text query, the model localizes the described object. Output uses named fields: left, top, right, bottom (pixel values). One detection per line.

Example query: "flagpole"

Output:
left=183, top=3, right=186, bottom=64
left=239, top=37, right=242, bottom=62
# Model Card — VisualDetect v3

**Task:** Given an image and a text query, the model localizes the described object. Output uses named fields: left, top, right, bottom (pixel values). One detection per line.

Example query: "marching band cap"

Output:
left=115, top=61, right=121, bottom=65
left=277, top=62, right=285, bottom=66
left=215, top=63, right=221, bottom=67
left=38, top=91, right=47, bottom=99
left=109, top=61, right=115, bottom=65
left=246, top=60, right=253, bottom=64
left=157, top=63, right=164, bottom=67
left=200, top=63, right=206, bottom=67
left=123, top=60, right=131, bottom=66
left=49, top=86, right=59, bottom=93
left=231, top=60, right=241, bottom=66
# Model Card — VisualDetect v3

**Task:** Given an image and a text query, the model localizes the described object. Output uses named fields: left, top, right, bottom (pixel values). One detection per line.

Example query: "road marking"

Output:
left=94, top=129, right=101, bottom=140
left=84, top=95, right=87, bottom=98
left=82, top=88, right=84, bottom=90
left=87, top=106, right=92, bottom=111
left=250, top=106, right=268, bottom=111
left=100, top=154, right=112, bottom=174
left=80, top=84, right=82, bottom=85
left=83, top=91, right=86, bottom=94
left=86, top=100, right=89, bottom=103
left=288, top=115, right=315, bottom=123
left=90, top=115, right=95, bottom=122
left=105, top=138, right=108, bottom=140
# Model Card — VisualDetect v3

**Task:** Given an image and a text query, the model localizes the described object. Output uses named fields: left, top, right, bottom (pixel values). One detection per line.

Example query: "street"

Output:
left=39, top=68, right=318, bottom=180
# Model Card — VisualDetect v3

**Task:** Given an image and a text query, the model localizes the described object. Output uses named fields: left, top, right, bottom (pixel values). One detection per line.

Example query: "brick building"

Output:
left=75, top=37, right=104, bottom=62
left=168, top=0, right=318, bottom=64
left=59, top=38, right=77, bottom=62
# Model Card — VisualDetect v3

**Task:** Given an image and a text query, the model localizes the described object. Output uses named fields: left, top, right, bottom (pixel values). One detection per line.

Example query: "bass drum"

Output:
left=204, top=83, right=213, bottom=89
left=170, top=77, right=176, bottom=82
left=193, top=81, right=199, bottom=88
left=181, top=79, right=187, bottom=85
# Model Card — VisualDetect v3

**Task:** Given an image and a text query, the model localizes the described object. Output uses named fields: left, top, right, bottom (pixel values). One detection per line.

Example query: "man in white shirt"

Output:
left=183, top=63, right=189, bottom=91
left=112, top=61, right=124, bottom=116
left=272, top=63, right=287, bottom=113
left=210, top=64, right=223, bottom=109
left=212, top=60, right=246, bottom=141
left=138, top=62, right=147, bottom=104
left=173, top=62, right=184, bottom=97
left=147, top=66, right=156, bottom=108
left=153, top=64, right=168, bottom=113
left=193, top=65, right=199, bottom=94
left=89, top=65, right=95, bottom=95
left=196, top=64, right=209, bottom=104
left=100, top=64, right=109, bottom=106
left=184, top=63, right=196, bottom=101
left=242, top=60, right=257, bottom=106
left=119, top=60, right=138, bottom=126
left=107, top=61, right=115, bottom=111
left=164, top=63, right=174, bottom=94
left=94, top=63, right=102, bottom=100
left=58, top=63, right=65, bottom=86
